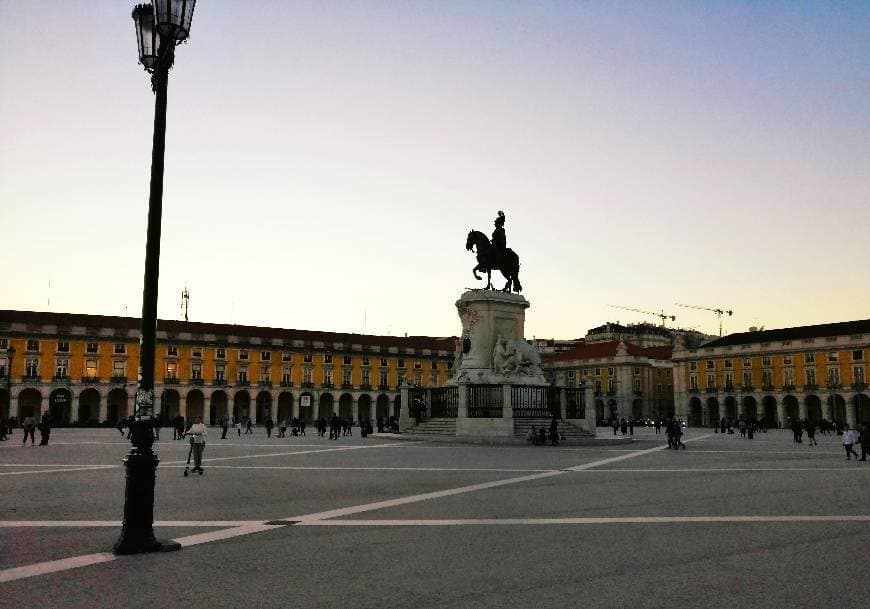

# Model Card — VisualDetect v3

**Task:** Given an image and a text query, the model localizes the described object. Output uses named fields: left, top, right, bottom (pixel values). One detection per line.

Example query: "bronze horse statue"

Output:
left=465, top=230, right=522, bottom=293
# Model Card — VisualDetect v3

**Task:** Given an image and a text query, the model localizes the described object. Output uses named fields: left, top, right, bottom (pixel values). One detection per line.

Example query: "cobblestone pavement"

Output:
left=1, top=426, right=868, bottom=608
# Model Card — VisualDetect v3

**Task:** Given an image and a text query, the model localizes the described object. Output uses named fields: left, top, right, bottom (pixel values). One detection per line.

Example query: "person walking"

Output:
left=859, top=424, right=869, bottom=462
left=672, top=420, right=686, bottom=450
left=265, top=416, right=274, bottom=439
left=842, top=424, right=860, bottom=461
left=185, top=415, right=207, bottom=474
left=220, top=414, right=229, bottom=440
left=235, top=417, right=242, bottom=437
left=278, top=418, right=287, bottom=438
left=38, top=411, right=51, bottom=446
left=805, top=419, right=818, bottom=446
left=22, top=415, right=36, bottom=446
left=245, top=417, right=253, bottom=435
left=549, top=417, right=559, bottom=446
left=0, top=415, right=7, bottom=441
left=628, top=417, right=634, bottom=436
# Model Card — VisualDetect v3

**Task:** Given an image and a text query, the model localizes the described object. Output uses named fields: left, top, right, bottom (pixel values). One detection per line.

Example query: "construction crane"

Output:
left=674, top=303, right=733, bottom=337
left=607, top=305, right=676, bottom=327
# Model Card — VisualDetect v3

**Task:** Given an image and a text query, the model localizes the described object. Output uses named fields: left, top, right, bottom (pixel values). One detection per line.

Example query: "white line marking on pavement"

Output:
left=0, top=433, right=714, bottom=583
left=300, top=515, right=870, bottom=526
left=161, top=465, right=554, bottom=473
left=0, top=553, right=116, bottom=584
left=0, top=465, right=116, bottom=476
left=566, top=434, right=714, bottom=471
left=162, top=442, right=409, bottom=465
left=0, top=521, right=267, bottom=528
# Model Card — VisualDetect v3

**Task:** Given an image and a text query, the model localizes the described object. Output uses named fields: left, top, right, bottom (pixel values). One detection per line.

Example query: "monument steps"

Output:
left=513, top=418, right=593, bottom=442
left=408, top=418, right=457, bottom=437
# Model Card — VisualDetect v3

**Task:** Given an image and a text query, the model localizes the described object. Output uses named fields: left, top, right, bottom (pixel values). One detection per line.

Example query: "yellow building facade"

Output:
left=672, top=320, right=870, bottom=427
left=0, top=310, right=454, bottom=425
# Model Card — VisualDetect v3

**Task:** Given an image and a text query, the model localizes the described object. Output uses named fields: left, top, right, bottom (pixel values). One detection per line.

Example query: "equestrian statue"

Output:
left=465, top=210, right=522, bottom=293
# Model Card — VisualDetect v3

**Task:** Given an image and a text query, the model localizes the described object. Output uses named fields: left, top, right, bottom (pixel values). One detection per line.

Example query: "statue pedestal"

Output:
left=453, top=290, right=547, bottom=386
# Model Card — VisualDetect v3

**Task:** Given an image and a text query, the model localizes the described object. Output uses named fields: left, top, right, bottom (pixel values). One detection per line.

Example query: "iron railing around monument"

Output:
left=467, top=384, right=503, bottom=418
left=430, top=386, right=458, bottom=418
left=565, top=387, right=585, bottom=419
left=408, top=387, right=428, bottom=420
left=511, top=385, right=559, bottom=418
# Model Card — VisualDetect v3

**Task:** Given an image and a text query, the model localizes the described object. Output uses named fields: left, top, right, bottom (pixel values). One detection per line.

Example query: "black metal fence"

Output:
left=408, top=387, right=428, bottom=419
left=565, top=387, right=585, bottom=419
left=430, top=386, right=459, bottom=418
left=467, top=384, right=503, bottom=418
left=511, top=385, right=560, bottom=418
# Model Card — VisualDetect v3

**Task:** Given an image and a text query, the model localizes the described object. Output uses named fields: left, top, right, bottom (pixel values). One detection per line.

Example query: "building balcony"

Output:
left=705, top=387, right=718, bottom=394
left=280, top=380, right=294, bottom=388
left=853, top=381, right=867, bottom=391
left=782, top=384, right=796, bottom=392
left=723, top=385, right=735, bottom=393
left=163, top=377, right=179, bottom=385
left=688, top=388, right=699, bottom=394
left=110, top=375, right=128, bottom=385
left=741, top=385, right=754, bottom=392
left=52, top=375, right=71, bottom=384
left=22, top=375, right=42, bottom=384
left=258, top=380, right=273, bottom=388
left=826, top=383, right=841, bottom=391
left=804, top=383, right=818, bottom=391
left=360, top=383, right=372, bottom=391
left=607, top=389, right=617, bottom=396
left=378, top=384, right=390, bottom=391
left=190, top=378, right=204, bottom=386
left=341, top=383, right=353, bottom=390
left=302, top=382, right=314, bottom=389
left=213, top=378, right=227, bottom=386
left=81, top=376, right=100, bottom=384
left=322, top=382, right=334, bottom=389
left=761, top=384, right=774, bottom=392
left=237, top=379, right=250, bottom=387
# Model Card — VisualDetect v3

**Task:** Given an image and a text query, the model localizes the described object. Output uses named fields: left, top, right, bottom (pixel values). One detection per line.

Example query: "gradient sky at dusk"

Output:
left=1, top=1, right=868, bottom=339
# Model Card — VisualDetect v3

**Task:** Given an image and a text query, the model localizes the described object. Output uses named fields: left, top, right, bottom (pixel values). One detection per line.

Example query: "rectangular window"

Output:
left=742, top=358, right=751, bottom=367
left=398, top=359, right=406, bottom=369
left=633, top=379, right=641, bottom=392
left=303, top=354, right=313, bottom=364
left=783, top=368, right=794, bottom=386
left=114, top=343, right=126, bottom=354
left=56, top=358, right=69, bottom=378
left=0, top=357, right=6, bottom=378
left=782, top=355, right=792, bottom=365
left=323, top=354, right=332, bottom=364
left=853, top=350, right=864, bottom=361
left=215, top=363, right=226, bottom=381
left=87, top=342, right=99, bottom=354
left=594, top=368, right=601, bottom=376
left=804, top=353, right=815, bottom=364
left=607, top=367, right=614, bottom=376
left=689, top=375, right=698, bottom=390
left=165, top=361, right=178, bottom=379
left=724, top=372, right=733, bottom=389
left=0, top=338, right=7, bottom=349
left=413, top=361, right=421, bottom=370
left=239, top=350, right=249, bottom=361
left=192, top=347, right=202, bottom=358
left=431, top=361, right=439, bottom=370
left=26, top=339, right=39, bottom=352
left=855, top=367, right=866, bottom=384
left=167, top=345, right=178, bottom=356
left=805, top=368, right=816, bottom=386
left=706, top=374, right=714, bottom=389
left=762, top=370, right=772, bottom=388
left=282, top=352, right=292, bottom=362
left=238, top=366, right=248, bottom=383
left=113, top=360, right=126, bottom=377
left=414, top=371, right=423, bottom=385
left=260, top=365, right=270, bottom=382
left=261, top=351, right=271, bottom=361
left=690, top=361, right=698, bottom=371
left=595, top=380, right=602, bottom=393
left=323, top=368, right=333, bottom=385
left=362, top=369, right=371, bottom=385
left=380, top=371, right=388, bottom=387
left=761, top=356, right=771, bottom=366
left=430, top=372, right=438, bottom=386
left=827, top=352, right=838, bottom=363
left=303, top=368, right=313, bottom=384
left=342, top=369, right=351, bottom=385
left=343, top=355, right=352, bottom=366
left=706, top=360, right=714, bottom=369
left=742, top=371, right=752, bottom=387
left=85, top=359, right=98, bottom=378
left=362, top=357, right=370, bottom=366
left=828, top=368, right=840, bottom=386
left=583, top=368, right=589, bottom=376
left=57, top=341, right=70, bottom=353
left=568, top=370, right=576, bottom=379
left=191, top=362, right=202, bottom=380
left=281, top=366, right=292, bottom=384
left=25, top=358, right=39, bottom=378
left=216, top=348, right=226, bottom=359
left=633, top=367, right=640, bottom=376
left=380, top=358, right=388, bottom=367
left=607, top=378, right=615, bottom=392
left=724, top=360, right=732, bottom=369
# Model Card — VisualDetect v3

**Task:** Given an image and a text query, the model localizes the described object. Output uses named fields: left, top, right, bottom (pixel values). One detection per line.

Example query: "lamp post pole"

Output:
left=115, top=0, right=195, bottom=555
left=5, top=347, right=14, bottom=421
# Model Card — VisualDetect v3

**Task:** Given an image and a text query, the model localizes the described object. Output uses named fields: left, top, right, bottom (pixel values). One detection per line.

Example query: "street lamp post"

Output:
left=114, top=0, right=196, bottom=556
left=5, top=346, right=14, bottom=421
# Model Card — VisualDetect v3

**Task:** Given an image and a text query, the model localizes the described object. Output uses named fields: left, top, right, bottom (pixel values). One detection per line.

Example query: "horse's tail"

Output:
left=510, top=251, right=522, bottom=292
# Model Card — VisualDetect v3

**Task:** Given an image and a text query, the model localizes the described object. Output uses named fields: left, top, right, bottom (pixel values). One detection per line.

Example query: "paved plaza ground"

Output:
left=1, top=425, right=868, bottom=608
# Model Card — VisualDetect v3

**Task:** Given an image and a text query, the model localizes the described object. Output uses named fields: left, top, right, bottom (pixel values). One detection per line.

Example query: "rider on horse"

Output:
left=491, top=211, right=507, bottom=269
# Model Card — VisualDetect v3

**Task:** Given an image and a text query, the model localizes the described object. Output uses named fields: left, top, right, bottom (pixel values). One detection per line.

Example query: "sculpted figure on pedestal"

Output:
left=466, top=210, right=523, bottom=293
